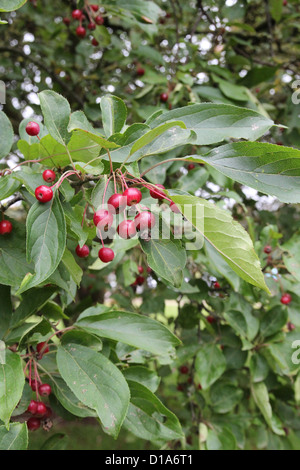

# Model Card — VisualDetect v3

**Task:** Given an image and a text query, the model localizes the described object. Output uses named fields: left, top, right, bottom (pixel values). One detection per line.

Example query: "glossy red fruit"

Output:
left=107, top=193, right=127, bottom=214
left=160, top=92, right=169, bottom=102
left=134, top=211, right=156, bottom=231
left=123, top=187, right=142, bottom=206
left=147, top=267, right=152, bottom=273
left=117, top=220, right=136, bottom=239
left=0, top=220, right=13, bottom=235
left=207, top=315, right=216, bottom=324
left=42, top=169, right=56, bottom=183
left=91, top=4, right=99, bottom=11
left=98, top=247, right=115, bottom=263
left=91, top=38, right=99, bottom=46
left=36, top=402, right=47, bottom=417
left=136, top=67, right=145, bottom=76
left=76, top=244, right=90, bottom=258
left=76, top=26, right=86, bottom=38
left=287, top=321, right=295, bottom=331
left=187, top=163, right=195, bottom=171
left=180, top=365, right=189, bottom=374
left=27, top=417, right=41, bottom=431
left=25, top=121, right=40, bottom=136
left=281, top=293, right=292, bottom=305
left=35, top=185, right=53, bottom=203
left=138, top=265, right=144, bottom=274
left=95, top=15, right=104, bottom=25
left=36, top=341, right=49, bottom=356
left=170, top=202, right=180, bottom=213
left=149, top=184, right=165, bottom=200
left=264, top=245, right=272, bottom=254
left=93, top=209, right=114, bottom=231
left=63, top=17, right=71, bottom=26
left=27, top=400, right=38, bottom=414
left=213, top=281, right=220, bottom=289
left=38, top=383, right=52, bottom=397
left=31, top=379, right=41, bottom=392
left=72, top=9, right=82, bottom=19
left=88, top=22, right=96, bottom=30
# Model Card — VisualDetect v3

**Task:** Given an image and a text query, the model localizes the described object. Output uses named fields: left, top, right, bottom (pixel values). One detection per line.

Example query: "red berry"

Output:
left=63, top=17, right=71, bottom=26
left=147, top=267, right=152, bottom=273
left=76, top=244, right=90, bottom=258
left=281, top=293, right=292, bottom=305
left=187, top=163, right=195, bottom=171
left=35, top=185, right=53, bottom=203
left=42, top=169, right=56, bottom=183
left=31, top=379, right=41, bottom=392
left=160, top=92, right=169, bottom=102
left=95, top=15, right=104, bottom=25
left=72, top=9, right=82, bottom=19
left=93, top=209, right=113, bottom=231
left=27, top=417, right=41, bottom=431
left=88, top=22, right=96, bottom=30
left=213, top=281, right=220, bottom=289
left=25, top=121, right=40, bottom=136
left=98, top=247, right=115, bottom=263
left=135, top=275, right=145, bottom=286
left=170, top=202, right=180, bottom=213
left=123, top=187, right=142, bottom=206
left=117, top=220, right=137, bottom=239
left=264, top=245, right=272, bottom=254
left=91, top=4, right=99, bottom=12
left=136, top=67, right=145, bottom=76
left=138, top=265, right=144, bottom=274
left=27, top=400, right=38, bottom=414
left=45, top=406, right=52, bottom=418
left=76, top=26, right=86, bottom=38
left=207, top=315, right=216, bottom=324
left=107, top=193, right=127, bottom=214
left=287, top=322, right=295, bottom=331
left=149, top=184, right=165, bottom=200
left=134, top=211, right=156, bottom=231
left=180, top=365, right=189, bottom=374
left=38, top=383, right=52, bottom=397
left=0, top=220, right=13, bottom=235
left=36, top=341, right=49, bottom=356
left=36, top=402, right=47, bottom=417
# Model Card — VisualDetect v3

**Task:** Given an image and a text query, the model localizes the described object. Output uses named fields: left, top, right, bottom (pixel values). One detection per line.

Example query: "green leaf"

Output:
left=0, top=111, right=14, bottom=158
left=149, top=103, right=273, bottom=145
left=0, top=350, right=25, bottom=427
left=100, top=95, right=127, bottom=137
left=0, top=176, right=21, bottom=201
left=123, top=381, right=183, bottom=443
left=251, top=382, right=285, bottom=435
left=0, top=0, right=27, bottom=12
left=260, top=307, right=288, bottom=338
left=270, top=0, right=283, bottom=22
left=20, top=195, right=66, bottom=293
left=187, top=142, right=300, bottom=204
left=195, top=344, right=226, bottom=390
left=210, top=382, right=243, bottom=413
left=0, top=422, right=28, bottom=450
left=68, top=111, right=119, bottom=149
left=76, top=309, right=180, bottom=357
left=0, top=285, right=12, bottom=340
left=0, top=221, right=34, bottom=288
left=206, top=427, right=237, bottom=450
left=250, top=354, right=269, bottom=383
left=170, top=195, right=268, bottom=292
left=129, top=121, right=187, bottom=156
left=38, top=90, right=71, bottom=146
left=57, top=343, right=130, bottom=438
left=61, top=248, right=83, bottom=286
left=123, top=366, right=160, bottom=393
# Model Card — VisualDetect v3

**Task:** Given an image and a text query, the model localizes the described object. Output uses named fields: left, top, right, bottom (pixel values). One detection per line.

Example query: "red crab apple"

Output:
left=76, top=26, right=86, bottom=38
left=98, top=247, right=115, bottom=263
left=36, top=341, right=49, bottom=356
left=42, top=169, right=56, bottom=183
left=27, top=417, right=41, bottom=431
left=35, top=185, right=53, bottom=203
left=0, top=220, right=13, bottom=235
left=123, top=187, right=142, bottom=206
left=38, top=383, right=52, bottom=397
left=26, top=121, right=40, bottom=136
left=107, top=193, right=127, bottom=214
left=134, top=211, right=156, bottom=231
left=117, top=220, right=136, bottom=239
left=264, top=245, right=272, bottom=254
left=281, top=293, right=292, bottom=305
left=76, top=244, right=90, bottom=258
left=72, top=9, right=82, bottom=19
left=160, top=92, right=169, bottom=102
left=149, top=184, right=165, bottom=200
left=93, top=209, right=113, bottom=231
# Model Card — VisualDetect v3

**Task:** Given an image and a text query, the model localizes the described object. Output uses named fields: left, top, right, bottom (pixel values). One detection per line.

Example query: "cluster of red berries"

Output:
left=177, top=365, right=202, bottom=392
left=63, top=4, right=104, bottom=46
left=26, top=342, right=52, bottom=431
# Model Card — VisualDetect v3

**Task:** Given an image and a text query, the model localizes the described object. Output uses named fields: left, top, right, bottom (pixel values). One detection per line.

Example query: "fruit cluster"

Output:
left=25, top=342, right=52, bottom=431
left=63, top=4, right=104, bottom=47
